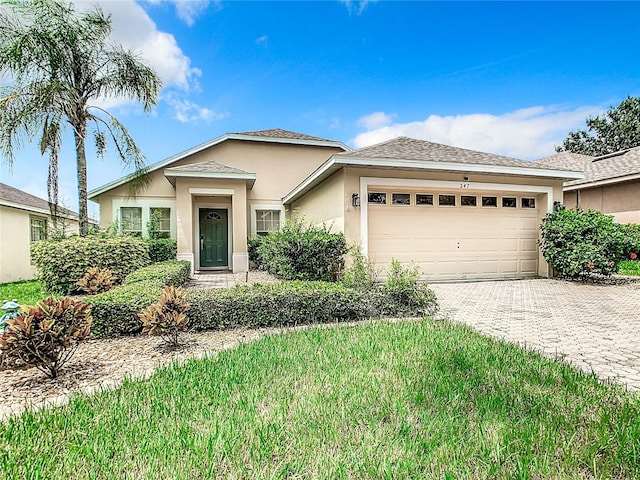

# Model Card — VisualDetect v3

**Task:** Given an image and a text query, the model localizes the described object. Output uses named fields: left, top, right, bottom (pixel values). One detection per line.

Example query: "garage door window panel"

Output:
left=461, top=195, right=477, bottom=207
left=438, top=194, right=456, bottom=207
left=502, top=197, right=517, bottom=208
left=482, top=196, right=498, bottom=208
left=391, top=193, right=411, bottom=206
left=416, top=194, right=434, bottom=206
left=368, top=192, right=387, bottom=205
left=521, top=198, right=536, bottom=209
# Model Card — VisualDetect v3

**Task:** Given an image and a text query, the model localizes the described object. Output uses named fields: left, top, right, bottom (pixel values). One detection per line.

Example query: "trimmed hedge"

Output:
left=31, top=236, right=150, bottom=294
left=146, top=238, right=177, bottom=263
left=88, top=260, right=191, bottom=337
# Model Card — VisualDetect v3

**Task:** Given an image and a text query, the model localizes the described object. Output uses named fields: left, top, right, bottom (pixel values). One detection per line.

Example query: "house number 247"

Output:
left=459, top=183, right=471, bottom=189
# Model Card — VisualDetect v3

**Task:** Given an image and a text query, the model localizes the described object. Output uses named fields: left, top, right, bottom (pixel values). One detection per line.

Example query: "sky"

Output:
left=1, top=0, right=639, bottom=216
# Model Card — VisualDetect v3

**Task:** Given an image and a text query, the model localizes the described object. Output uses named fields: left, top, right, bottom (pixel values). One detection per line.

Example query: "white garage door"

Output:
left=367, top=189, right=541, bottom=281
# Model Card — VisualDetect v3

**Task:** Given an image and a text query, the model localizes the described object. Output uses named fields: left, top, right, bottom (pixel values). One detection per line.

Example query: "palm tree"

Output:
left=0, top=0, right=162, bottom=235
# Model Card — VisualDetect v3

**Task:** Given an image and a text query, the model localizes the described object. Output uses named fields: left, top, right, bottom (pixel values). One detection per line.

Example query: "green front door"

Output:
left=199, top=209, right=228, bottom=268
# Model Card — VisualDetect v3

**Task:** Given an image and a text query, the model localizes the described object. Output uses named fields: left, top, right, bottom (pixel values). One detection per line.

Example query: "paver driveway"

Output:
left=430, top=278, right=640, bottom=392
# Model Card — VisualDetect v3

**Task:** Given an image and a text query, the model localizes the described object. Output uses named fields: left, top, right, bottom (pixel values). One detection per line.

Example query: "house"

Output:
left=88, top=129, right=581, bottom=281
left=0, top=183, right=84, bottom=284
left=534, top=147, right=640, bottom=224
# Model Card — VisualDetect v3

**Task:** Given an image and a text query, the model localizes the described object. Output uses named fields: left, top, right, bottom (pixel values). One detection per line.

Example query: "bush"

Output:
left=146, top=238, right=177, bottom=263
left=247, top=236, right=264, bottom=269
left=139, top=286, right=190, bottom=347
left=124, top=260, right=191, bottom=287
left=257, top=218, right=347, bottom=281
left=380, top=259, right=438, bottom=316
left=341, top=245, right=378, bottom=290
left=88, top=261, right=191, bottom=337
left=539, top=208, right=626, bottom=278
left=619, top=224, right=640, bottom=259
left=31, top=236, right=150, bottom=294
left=0, top=297, right=91, bottom=378
left=76, top=267, right=117, bottom=295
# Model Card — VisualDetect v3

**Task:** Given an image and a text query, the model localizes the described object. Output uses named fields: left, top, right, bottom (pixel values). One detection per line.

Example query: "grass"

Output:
left=617, top=259, right=640, bottom=276
left=1, top=319, right=639, bottom=479
left=0, top=279, right=54, bottom=306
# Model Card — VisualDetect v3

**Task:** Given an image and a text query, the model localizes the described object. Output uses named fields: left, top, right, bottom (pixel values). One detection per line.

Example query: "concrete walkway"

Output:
left=430, top=278, right=640, bottom=392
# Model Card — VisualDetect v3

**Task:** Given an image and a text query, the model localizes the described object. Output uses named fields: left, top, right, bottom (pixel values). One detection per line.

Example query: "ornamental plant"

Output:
left=138, top=286, right=190, bottom=347
left=0, top=297, right=91, bottom=378
left=539, top=207, right=625, bottom=278
left=76, top=267, right=117, bottom=295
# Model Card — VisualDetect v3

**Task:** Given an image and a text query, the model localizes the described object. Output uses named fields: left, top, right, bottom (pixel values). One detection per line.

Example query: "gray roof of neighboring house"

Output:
left=0, top=182, right=78, bottom=218
left=534, top=147, right=640, bottom=187
left=336, top=136, right=561, bottom=170
left=233, top=129, right=335, bottom=143
left=165, top=160, right=252, bottom=175
left=533, top=151, right=594, bottom=171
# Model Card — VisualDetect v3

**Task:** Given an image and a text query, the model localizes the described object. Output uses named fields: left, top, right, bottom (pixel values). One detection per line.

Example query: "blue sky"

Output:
left=1, top=0, right=639, bottom=215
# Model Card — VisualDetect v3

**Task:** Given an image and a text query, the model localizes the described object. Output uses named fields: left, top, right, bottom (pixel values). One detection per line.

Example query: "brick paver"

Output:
left=430, top=278, right=640, bottom=392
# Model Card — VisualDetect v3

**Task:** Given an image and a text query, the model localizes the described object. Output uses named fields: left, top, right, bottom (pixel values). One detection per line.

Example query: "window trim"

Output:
left=438, top=194, right=457, bottom=207
left=501, top=196, right=517, bottom=208
left=30, top=216, right=47, bottom=243
left=460, top=195, right=478, bottom=208
left=250, top=204, right=285, bottom=238
left=521, top=197, right=537, bottom=209
left=481, top=196, right=498, bottom=208
left=415, top=193, right=435, bottom=207
left=391, top=192, right=411, bottom=206
left=120, top=206, right=143, bottom=236
left=112, top=199, right=177, bottom=239
left=367, top=192, right=387, bottom=205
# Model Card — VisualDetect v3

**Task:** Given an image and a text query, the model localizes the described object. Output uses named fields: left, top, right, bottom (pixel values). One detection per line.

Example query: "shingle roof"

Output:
left=533, top=151, right=594, bottom=171
left=337, top=136, right=559, bottom=170
left=234, top=129, right=335, bottom=143
left=165, top=160, right=252, bottom=175
left=0, top=182, right=78, bottom=218
left=565, top=146, right=640, bottom=186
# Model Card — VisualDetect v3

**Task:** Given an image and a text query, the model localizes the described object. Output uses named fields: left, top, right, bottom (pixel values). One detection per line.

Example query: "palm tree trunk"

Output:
left=74, top=122, right=88, bottom=237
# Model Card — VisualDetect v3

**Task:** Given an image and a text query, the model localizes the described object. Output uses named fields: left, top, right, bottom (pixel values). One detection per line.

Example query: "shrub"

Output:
left=342, top=245, right=378, bottom=290
left=619, top=223, right=640, bottom=259
left=76, top=267, right=117, bottom=295
left=539, top=208, right=626, bottom=278
left=247, top=236, right=264, bottom=269
left=257, top=218, right=347, bottom=281
left=88, top=261, right=191, bottom=337
left=31, top=236, right=150, bottom=294
left=146, top=238, right=177, bottom=263
left=381, top=259, right=438, bottom=316
left=0, top=297, right=91, bottom=378
left=124, top=260, right=191, bottom=286
left=139, top=286, right=190, bottom=347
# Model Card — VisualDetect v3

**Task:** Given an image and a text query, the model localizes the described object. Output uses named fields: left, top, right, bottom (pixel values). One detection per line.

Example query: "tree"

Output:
left=0, top=0, right=161, bottom=235
left=556, top=96, right=640, bottom=156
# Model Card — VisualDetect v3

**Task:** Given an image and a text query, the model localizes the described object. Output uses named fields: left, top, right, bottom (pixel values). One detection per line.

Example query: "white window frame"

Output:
left=30, top=216, right=47, bottom=242
left=150, top=207, right=172, bottom=238
left=250, top=205, right=285, bottom=238
left=112, top=199, right=177, bottom=239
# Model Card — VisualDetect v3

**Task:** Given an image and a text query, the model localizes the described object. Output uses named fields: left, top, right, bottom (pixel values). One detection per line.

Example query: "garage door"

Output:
left=367, top=189, right=541, bottom=281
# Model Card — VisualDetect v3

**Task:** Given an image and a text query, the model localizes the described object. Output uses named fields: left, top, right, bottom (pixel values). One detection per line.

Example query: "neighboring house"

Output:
left=89, top=129, right=581, bottom=281
left=0, top=183, right=83, bottom=284
left=535, top=147, right=640, bottom=224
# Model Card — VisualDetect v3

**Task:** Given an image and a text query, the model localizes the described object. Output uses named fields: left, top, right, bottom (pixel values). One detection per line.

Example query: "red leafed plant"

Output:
left=0, top=297, right=91, bottom=378
left=138, top=286, right=190, bottom=347
left=76, top=267, right=117, bottom=295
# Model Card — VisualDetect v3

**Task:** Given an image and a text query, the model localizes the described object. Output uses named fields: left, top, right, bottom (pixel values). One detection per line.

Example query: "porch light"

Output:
left=351, top=192, right=360, bottom=207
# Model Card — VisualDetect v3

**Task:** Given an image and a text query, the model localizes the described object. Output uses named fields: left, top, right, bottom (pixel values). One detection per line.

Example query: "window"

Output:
left=368, top=192, right=387, bottom=205
left=150, top=207, right=171, bottom=238
left=521, top=198, right=536, bottom=209
left=438, top=194, right=456, bottom=207
left=482, top=196, right=498, bottom=207
left=502, top=197, right=517, bottom=208
left=256, top=209, right=280, bottom=236
left=30, top=217, right=47, bottom=242
left=391, top=193, right=410, bottom=205
left=461, top=195, right=477, bottom=207
left=416, top=194, right=434, bottom=206
left=121, top=207, right=142, bottom=236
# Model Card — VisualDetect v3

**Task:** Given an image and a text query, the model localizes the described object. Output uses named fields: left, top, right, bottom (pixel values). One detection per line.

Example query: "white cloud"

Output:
left=353, top=105, right=604, bottom=159
left=164, top=94, right=228, bottom=123
left=255, top=35, right=268, bottom=46
left=340, top=0, right=376, bottom=15
left=357, top=111, right=396, bottom=129
left=145, top=0, right=218, bottom=26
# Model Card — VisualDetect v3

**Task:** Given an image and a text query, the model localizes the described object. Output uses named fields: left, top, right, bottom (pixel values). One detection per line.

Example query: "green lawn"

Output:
left=0, top=279, right=53, bottom=306
left=1, top=320, right=639, bottom=479
left=618, top=259, right=640, bottom=276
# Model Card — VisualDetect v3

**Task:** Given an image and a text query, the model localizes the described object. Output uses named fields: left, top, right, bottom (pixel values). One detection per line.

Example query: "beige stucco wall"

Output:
left=0, top=206, right=80, bottom=284
left=290, top=170, right=346, bottom=233
left=564, top=179, right=640, bottom=224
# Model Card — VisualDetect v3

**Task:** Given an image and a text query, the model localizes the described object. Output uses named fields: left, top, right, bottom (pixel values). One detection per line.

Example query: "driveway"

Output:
left=430, top=278, right=640, bottom=392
